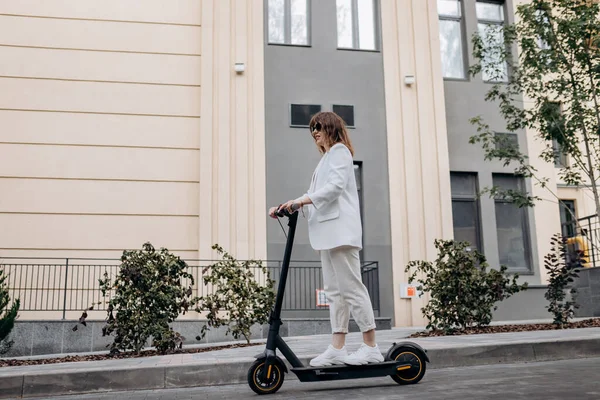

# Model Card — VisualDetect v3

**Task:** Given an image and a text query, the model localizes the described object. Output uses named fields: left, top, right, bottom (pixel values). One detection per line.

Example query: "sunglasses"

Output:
left=309, top=122, right=322, bottom=136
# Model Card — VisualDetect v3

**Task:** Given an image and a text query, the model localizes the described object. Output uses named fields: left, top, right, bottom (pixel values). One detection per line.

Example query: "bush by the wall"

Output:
left=98, top=243, right=197, bottom=354
left=544, top=234, right=580, bottom=326
left=195, top=244, right=275, bottom=344
left=405, top=239, right=528, bottom=334
left=0, top=269, right=19, bottom=354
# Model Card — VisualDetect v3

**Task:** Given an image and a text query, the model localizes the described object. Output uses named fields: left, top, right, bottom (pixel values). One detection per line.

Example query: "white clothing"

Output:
left=320, top=246, right=377, bottom=333
left=304, top=143, right=362, bottom=251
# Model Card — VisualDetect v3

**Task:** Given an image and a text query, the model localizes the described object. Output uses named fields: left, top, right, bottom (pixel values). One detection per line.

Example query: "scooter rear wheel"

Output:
left=247, top=358, right=285, bottom=395
left=389, top=346, right=427, bottom=385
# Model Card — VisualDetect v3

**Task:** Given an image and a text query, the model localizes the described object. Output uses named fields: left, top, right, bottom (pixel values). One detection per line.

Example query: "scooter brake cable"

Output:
left=276, top=216, right=288, bottom=239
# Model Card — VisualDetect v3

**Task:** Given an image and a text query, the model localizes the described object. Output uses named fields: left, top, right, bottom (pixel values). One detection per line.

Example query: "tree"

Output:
left=469, top=0, right=600, bottom=222
left=0, top=269, right=19, bottom=354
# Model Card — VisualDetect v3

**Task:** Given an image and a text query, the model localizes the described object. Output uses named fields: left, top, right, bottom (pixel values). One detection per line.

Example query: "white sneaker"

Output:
left=309, top=345, right=348, bottom=367
left=343, top=343, right=384, bottom=365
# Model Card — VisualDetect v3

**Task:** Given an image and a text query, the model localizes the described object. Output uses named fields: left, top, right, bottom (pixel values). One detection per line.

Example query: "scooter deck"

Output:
left=291, top=360, right=411, bottom=382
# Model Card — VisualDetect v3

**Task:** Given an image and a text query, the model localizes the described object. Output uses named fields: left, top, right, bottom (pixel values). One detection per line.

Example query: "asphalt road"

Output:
left=31, top=357, right=600, bottom=400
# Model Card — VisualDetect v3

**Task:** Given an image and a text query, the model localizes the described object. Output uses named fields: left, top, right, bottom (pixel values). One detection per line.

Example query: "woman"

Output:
left=268, top=111, right=383, bottom=367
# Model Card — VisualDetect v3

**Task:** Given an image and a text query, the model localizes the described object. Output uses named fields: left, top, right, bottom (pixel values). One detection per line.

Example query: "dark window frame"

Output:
left=492, top=173, right=533, bottom=273
left=437, top=0, right=469, bottom=80
left=476, top=0, right=509, bottom=83
left=450, top=172, right=484, bottom=252
left=547, top=102, right=569, bottom=168
left=332, top=104, right=355, bottom=128
left=266, top=0, right=312, bottom=47
left=559, top=199, right=577, bottom=238
left=289, top=104, right=321, bottom=128
left=354, top=161, right=364, bottom=260
left=494, top=132, right=519, bottom=151
left=336, top=0, right=380, bottom=52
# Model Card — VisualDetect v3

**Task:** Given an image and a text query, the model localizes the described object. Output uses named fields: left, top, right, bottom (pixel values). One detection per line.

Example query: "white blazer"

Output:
left=304, top=143, right=362, bottom=251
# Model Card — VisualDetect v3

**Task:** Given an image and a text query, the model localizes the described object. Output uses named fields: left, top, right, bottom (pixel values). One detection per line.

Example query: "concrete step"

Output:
left=5, top=318, right=392, bottom=358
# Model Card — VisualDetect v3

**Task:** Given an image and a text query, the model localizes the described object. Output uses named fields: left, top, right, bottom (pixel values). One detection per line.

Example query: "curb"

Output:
left=2, top=337, right=600, bottom=398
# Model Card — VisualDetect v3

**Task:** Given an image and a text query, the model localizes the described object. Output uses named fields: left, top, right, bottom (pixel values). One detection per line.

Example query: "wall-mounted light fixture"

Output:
left=404, top=75, right=415, bottom=86
left=234, top=63, right=245, bottom=74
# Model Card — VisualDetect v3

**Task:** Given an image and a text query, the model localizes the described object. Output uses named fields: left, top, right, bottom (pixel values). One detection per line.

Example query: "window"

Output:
left=535, top=9, right=551, bottom=51
left=493, top=174, right=532, bottom=272
left=354, top=162, right=364, bottom=259
left=552, top=139, right=568, bottom=167
left=544, top=102, right=568, bottom=167
left=476, top=1, right=508, bottom=82
left=494, top=132, right=518, bottom=151
left=333, top=105, right=355, bottom=127
left=437, top=0, right=466, bottom=79
left=268, top=0, right=309, bottom=45
left=290, top=104, right=321, bottom=127
left=336, top=0, right=377, bottom=50
left=450, top=172, right=482, bottom=251
left=559, top=200, right=577, bottom=238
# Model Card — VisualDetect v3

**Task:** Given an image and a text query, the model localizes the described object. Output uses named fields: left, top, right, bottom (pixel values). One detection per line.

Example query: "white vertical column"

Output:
left=199, top=0, right=267, bottom=261
left=381, top=0, right=453, bottom=326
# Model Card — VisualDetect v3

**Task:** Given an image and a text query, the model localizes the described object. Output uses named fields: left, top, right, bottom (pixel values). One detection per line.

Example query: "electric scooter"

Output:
left=247, top=205, right=429, bottom=395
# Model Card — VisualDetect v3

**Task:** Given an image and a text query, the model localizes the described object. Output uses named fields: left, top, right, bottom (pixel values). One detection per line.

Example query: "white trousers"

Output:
left=320, top=246, right=377, bottom=334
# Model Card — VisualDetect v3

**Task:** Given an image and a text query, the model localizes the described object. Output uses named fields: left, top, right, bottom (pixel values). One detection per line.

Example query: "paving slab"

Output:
left=1, top=326, right=600, bottom=398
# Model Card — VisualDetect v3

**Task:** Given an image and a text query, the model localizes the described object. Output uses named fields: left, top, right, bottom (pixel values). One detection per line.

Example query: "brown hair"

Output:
left=308, top=111, right=355, bottom=156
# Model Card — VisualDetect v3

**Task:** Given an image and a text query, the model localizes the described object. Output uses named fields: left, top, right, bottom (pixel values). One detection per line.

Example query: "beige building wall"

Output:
left=0, top=0, right=267, bottom=263
left=513, top=0, right=598, bottom=282
left=381, top=0, right=454, bottom=327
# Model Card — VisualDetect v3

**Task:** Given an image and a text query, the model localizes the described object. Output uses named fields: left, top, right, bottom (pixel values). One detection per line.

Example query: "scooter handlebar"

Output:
left=275, top=202, right=301, bottom=218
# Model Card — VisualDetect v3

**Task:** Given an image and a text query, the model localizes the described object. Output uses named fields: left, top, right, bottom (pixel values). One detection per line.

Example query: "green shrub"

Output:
left=544, top=234, right=580, bottom=326
left=0, top=269, right=19, bottom=355
left=405, top=239, right=528, bottom=334
left=99, top=243, right=197, bottom=354
left=196, top=244, right=275, bottom=344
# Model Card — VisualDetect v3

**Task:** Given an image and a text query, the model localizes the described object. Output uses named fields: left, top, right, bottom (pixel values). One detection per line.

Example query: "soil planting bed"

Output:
left=0, top=342, right=261, bottom=368
left=409, top=318, right=600, bottom=337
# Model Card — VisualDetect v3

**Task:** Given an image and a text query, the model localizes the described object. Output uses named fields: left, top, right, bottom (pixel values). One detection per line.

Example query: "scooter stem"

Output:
left=271, top=211, right=298, bottom=322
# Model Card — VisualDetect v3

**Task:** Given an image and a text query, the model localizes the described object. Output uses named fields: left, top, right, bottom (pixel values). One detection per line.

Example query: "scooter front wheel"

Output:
left=247, top=358, right=285, bottom=395
left=388, top=346, right=427, bottom=385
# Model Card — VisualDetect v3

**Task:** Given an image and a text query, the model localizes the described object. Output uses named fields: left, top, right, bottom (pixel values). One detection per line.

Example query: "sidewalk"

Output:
left=1, top=325, right=600, bottom=399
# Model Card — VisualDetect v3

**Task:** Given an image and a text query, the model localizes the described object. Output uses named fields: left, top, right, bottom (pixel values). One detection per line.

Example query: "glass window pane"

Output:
left=476, top=2, right=504, bottom=21
left=357, top=0, right=376, bottom=50
left=439, top=20, right=465, bottom=78
left=337, top=0, right=353, bottom=48
left=437, top=0, right=461, bottom=17
left=354, top=164, right=361, bottom=190
left=495, top=202, right=529, bottom=270
left=553, top=139, right=568, bottom=167
left=291, top=104, right=321, bottom=126
left=478, top=23, right=508, bottom=82
left=452, top=201, right=480, bottom=250
left=493, top=174, right=520, bottom=191
left=290, top=0, right=308, bottom=45
left=559, top=200, right=576, bottom=237
left=494, top=132, right=519, bottom=151
left=450, top=173, right=476, bottom=197
left=268, top=0, right=285, bottom=44
left=333, top=105, right=355, bottom=127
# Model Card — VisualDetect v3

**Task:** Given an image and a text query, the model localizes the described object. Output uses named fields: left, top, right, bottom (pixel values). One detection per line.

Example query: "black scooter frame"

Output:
left=257, top=209, right=426, bottom=383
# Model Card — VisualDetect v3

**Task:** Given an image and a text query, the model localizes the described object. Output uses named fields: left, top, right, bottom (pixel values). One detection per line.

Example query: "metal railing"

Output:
left=0, top=258, right=380, bottom=319
left=561, top=213, right=600, bottom=268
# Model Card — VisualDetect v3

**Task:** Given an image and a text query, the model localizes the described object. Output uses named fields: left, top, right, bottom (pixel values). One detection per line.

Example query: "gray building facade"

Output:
left=262, top=0, right=549, bottom=323
left=440, top=0, right=542, bottom=284
left=263, top=0, right=395, bottom=318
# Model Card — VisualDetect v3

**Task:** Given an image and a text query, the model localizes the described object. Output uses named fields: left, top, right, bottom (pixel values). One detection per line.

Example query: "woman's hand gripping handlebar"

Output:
left=269, top=201, right=301, bottom=219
